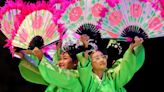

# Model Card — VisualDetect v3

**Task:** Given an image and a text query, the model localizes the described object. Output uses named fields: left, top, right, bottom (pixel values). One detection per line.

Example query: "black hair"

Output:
left=28, top=36, right=44, bottom=50
left=106, top=42, right=122, bottom=68
left=63, top=44, right=80, bottom=62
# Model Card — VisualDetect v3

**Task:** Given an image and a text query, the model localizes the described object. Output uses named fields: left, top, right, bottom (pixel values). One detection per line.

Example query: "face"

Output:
left=57, top=52, right=76, bottom=69
left=91, top=50, right=107, bottom=71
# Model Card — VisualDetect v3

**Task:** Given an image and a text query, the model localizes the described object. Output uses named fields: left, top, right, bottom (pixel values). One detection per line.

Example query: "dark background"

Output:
left=0, top=0, right=164, bottom=92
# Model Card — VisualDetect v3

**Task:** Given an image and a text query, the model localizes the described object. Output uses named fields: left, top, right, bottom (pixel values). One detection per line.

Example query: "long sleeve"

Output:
left=18, top=59, right=48, bottom=85
left=77, top=52, right=93, bottom=92
left=38, top=56, right=82, bottom=92
left=52, top=49, right=62, bottom=64
left=107, top=47, right=137, bottom=90
left=134, top=45, right=145, bottom=71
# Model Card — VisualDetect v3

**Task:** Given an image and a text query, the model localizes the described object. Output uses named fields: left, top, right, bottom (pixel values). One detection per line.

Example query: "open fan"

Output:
left=0, top=0, right=24, bottom=40
left=11, top=5, right=60, bottom=50
left=0, top=0, right=26, bottom=55
left=100, top=0, right=164, bottom=40
left=58, top=0, right=108, bottom=38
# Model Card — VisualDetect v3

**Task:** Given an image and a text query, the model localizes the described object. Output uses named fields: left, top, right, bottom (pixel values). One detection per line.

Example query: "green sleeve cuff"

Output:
left=76, top=52, right=91, bottom=67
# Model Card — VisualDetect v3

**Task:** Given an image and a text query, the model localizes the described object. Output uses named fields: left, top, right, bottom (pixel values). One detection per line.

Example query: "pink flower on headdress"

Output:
left=69, top=6, right=83, bottom=22
left=91, top=3, right=106, bottom=18
left=108, top=11, right=122, bottom=26
left=148, top=17, right=162, bottom=31
left=32, top=15, right=43, bottom=29
left=130, top=4, right=142, bottom=18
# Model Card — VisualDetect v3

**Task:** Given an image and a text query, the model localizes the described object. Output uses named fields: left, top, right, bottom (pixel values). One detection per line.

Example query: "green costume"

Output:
left=19, top=49, right=82, bottom=92
left=77, top=45, right=145, bottom=92
left=38, top=56, right=82, bottom=92
left=116, top=45, right=145, bottom=92
left=18, top=55, right=48, bottom=85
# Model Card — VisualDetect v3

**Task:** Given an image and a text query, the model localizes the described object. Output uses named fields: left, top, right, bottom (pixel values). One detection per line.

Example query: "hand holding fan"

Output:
left=11, top=2, right=60, bottom=53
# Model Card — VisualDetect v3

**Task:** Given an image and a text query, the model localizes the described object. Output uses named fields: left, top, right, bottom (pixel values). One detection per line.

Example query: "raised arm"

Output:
left=76, top=34, right=94, bottom=92
left=19, top=59, right=48, bottom=85
left=52, top=40, right=62, bottom=64
left=15, top=49, right=47, bottom=85
left=77, top=52, right=92, bottom=92
left=108, top=36, right=144, bottom=89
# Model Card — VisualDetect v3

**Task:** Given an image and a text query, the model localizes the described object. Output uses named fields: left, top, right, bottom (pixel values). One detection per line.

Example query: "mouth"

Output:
left=100, top=61, right=107, bottom=66
left=58, top=64, right=65, bottom=69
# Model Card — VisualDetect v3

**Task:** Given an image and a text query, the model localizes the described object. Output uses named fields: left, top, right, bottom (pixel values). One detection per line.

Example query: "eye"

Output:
left=63, top=57, right=68, bottom=59
left=93, top=57, right=100, bottom=61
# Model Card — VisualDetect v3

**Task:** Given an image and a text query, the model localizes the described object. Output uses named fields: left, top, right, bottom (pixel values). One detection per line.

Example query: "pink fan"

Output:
left=0, top=0, right=26, bottom=54
left=99, top=0, right=164, bottom=40
left=11, top=2, right=61, bottom=51
left=0, top=0, right=25, bottom=41
left=58, top=0, right=109, bottom=39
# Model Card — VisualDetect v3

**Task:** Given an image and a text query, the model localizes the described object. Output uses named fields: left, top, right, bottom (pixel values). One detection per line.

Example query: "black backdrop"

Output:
left=0, top=0, right=164, bottom=92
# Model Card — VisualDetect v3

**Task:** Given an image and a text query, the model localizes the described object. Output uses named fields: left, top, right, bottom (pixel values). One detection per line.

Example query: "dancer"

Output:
left=76, top=26, right=145, bottom=92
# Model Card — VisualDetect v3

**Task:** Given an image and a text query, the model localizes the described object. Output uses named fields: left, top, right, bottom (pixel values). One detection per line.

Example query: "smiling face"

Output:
left=57, top=52, right=77, bottom=69
left=91, top=50, right=107, bottom=71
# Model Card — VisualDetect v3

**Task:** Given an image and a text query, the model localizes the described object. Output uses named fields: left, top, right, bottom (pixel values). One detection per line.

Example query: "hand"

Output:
left=32, top=47, right=43, bottom=60
left=56, top=40, right=62, bottom=50
left=130, top=36, right=144, bottom=50
left=80, top=34, right=89, bottom=48
left=13, top=47, right=32, bottom=59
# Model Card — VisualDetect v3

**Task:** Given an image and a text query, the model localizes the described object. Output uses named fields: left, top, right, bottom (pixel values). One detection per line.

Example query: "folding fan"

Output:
left=100, top=0, right=164, bottom=40
left=0, top=0, right=24, bottom=41
left=58, top=0, right=108, bottom=38
left=0, top=0, right=26, bottom=55
left=61, top=29, right=80, bottom=51
left=0, top=9, right=20, bottom=39
left=11, top=8, right=60, bottom=50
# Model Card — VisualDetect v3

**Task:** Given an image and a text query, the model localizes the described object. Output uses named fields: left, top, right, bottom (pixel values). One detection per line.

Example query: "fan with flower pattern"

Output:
left=100, top=0, right=164, bottom=40
left=59, top=0, right=109, bottom=38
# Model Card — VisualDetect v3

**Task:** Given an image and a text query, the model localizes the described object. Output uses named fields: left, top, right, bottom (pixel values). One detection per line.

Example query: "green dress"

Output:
left=77, top=45, right=145, bottom=92
left=19, top=50, right=82, bottom=92
left=18, top=54, right=48, bottom=85
left=116, top=45, right=145, bottom=92
left=38, top=56, right=82, bottom=92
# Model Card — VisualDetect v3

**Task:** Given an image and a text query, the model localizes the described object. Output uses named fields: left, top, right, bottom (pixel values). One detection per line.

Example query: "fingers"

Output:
left=129, top=36, right=144, bottom=50
left=32, top=47, right=43, bottom=60
left=80, top=34, right=90, bottom=48
left=56, top=40, right=62, bottom=49
left=134, top=36, right=144, bottom=44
